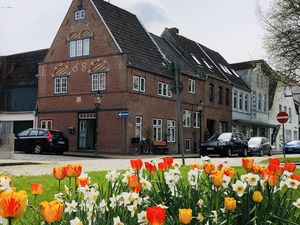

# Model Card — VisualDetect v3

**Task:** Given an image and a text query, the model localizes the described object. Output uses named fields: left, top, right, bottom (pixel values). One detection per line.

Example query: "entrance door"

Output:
left=78, top=118, right=96, bottom=150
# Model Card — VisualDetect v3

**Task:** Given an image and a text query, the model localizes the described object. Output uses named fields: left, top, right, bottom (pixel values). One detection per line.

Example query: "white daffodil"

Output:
left=292, top=198, right=300, bottom=208
left=188, top=169, right=201, bottom=188
left=0, top=176, right=11, bottom=192
left=122, top=170, right=134, bottom=183
left=196, top=213, right=205, bottom=222
left=113, top=216, right=124, bottom=225
left=64, top=185, right=70, bottom=195
left=197, top=199, right=204, bottom=208
left=247, top=174, right=260, bottom=187
left=232, top=180, right=247, bottom=197
left=281, top=171, right=292, bottom=181
left=223, top=174, right=231, bottom=188
left=105, top=170, right=120, bottom=183
left=127, top=204, right=138, bottom=217
left=137, top=211, right=147, bottom=224
left=211, top=210, right=218, bottom=223
left=240, top=174, right=250, bottom=183
left=87, top=188, right=99, bottom=203
left=285, top=178, right=300, bottom=190
left=131, top=192, right=142, bottom=205
left=54, top=192, right=64, bottom=202
left=70, top=217, right=83, bottom=225
left=65, top=200, right=78, bottom=214
left=0, top=216, right=8, bottom=225
left=122, top=192, right=133, bottom=206
left=109, top=194, right=117, bottom=209
left=98, top=199, right=108, bottom=214
left=140, top=177, right=152, bottom=191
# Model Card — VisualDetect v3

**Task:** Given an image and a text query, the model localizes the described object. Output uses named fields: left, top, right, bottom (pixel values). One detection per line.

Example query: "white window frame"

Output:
left=193, top=112, right=200, bottom=128
left=69, top=38, right=90, bottom=57
left=135, top=116, right=143, bottom=138
left=188, top=79, right=195, bottom=94
left=233, top=90, right=238, bottom=109
left=75, top=10, right=86, bottom=20
left=185, top=139, right=191, bottom=151
left=245, top=94, right=249, bottom=112
left=133, top=76, right=145, bottom=92
left=153, top=118, right=162, bottom=141
left=54, top=77, right=68, bottom=94
left=40, top=120, right=52, bottom=129
left=167, top=120, right=176, bottom=143
left=158, top=82, right=172, bottom=98
left=239, top=92, right=244, bottom=111
left=92, top=73, right=106, bottom=91
left=183, top=110, right=191, bottom=127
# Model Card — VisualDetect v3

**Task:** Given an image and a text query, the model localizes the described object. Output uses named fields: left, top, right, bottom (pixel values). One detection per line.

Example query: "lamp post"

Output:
left=197, top=100, right=203, bottom=156
left=94, top=91, right=102, bottom=154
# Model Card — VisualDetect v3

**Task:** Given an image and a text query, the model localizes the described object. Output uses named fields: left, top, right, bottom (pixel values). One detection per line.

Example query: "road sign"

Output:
left=117, top=111, right=131, bottom=118
left=277, top=111, right=289, bottom=124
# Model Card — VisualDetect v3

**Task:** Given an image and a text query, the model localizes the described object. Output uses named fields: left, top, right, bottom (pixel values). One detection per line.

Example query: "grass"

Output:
left=260, top=156, right=300, bottom=164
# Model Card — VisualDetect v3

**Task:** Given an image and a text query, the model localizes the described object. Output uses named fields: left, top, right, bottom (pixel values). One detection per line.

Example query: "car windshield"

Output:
left=287, top=140, right=300, bottom=145
left=248, top=137, right=262, bottom=145
left=209, top=133, right=232, bottom=141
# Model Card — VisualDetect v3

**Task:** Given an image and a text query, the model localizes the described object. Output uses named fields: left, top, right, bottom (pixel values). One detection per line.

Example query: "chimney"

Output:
left=77, top=0, right=83, bottom=9
left=169, top=27, right=179, bottom=34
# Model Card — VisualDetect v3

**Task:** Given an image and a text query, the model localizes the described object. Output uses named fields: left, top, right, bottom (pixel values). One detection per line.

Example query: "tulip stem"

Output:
left=69, top=177, right=71, bottom=188
left=8, top=218, right=12, bottom=225
left=34, top=194, right=37, bottom=206
left=58, top=180, right=61, bottom=192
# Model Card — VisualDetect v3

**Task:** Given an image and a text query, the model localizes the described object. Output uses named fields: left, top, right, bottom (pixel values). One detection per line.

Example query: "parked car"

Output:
left=14, top=128, right=69, bottom=154
left=200, top=132, right=248, bottom=157
left=247, top=137, right=272, bottom=156
left=283, top=140, right=300, bottom=153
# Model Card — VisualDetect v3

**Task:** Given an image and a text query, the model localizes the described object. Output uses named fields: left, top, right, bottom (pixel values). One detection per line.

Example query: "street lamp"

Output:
left=94, top=91, right=102, bottom=154
left=197, top=100, right=204, bottom=156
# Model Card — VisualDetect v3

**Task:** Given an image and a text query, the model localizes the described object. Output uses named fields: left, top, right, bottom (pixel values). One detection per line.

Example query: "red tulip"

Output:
left=31, top=184, right=43, bottom=195
left=130, top=159, right=143, bottom=171
left=269, top=158, right=280, bottom=166
left=158, top=162, right=168, bottom=171
left=162, top=157, right=173, bottom=167
left=284, top=162, right=296, bottom=172
left=291, top=174, right=300, bottom=181
left=145, top=162, right=157, bottom=174
left=146, top=206, right=166, bottom=225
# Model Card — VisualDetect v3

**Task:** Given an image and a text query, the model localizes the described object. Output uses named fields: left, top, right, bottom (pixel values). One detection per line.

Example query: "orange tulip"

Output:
left=269, top=158, right=280, bottom=166
left=130, top=159, right=143, bottom=171
left=73, top=164, right=82, bottom=177
left=224, top=197, right=236, bottom=211
left=291, top=174, right=300, bottom=181
left=267, top=175, right=278, bottom=187
left=242, top=158, right=254, bottom=172
left=31, top=184, right=43, bottom=195
left=179, top=208, right=193, bottom=224
left=76, top=177, right=90, bottom=187
left=0, top=190, right=27, bottom=219
left=64, top=164, right=82, bottom=177
left=203, top=163, right=215, bottom=174
left=53, top=167, right=67, bottom=180
left=146, top=206, right=166, bottom=225
left=145, top=162, right=157, bottom=174
left=223, top=167, right=235, bottom=179
left=162, top=157, right=173, bottom=167
left=218, top=163, right=223, bottom=170
left=212, top=170, right=224, bottom=188
left=41, top=200, right=64, bottom=223
left=251, top=165, right=261, bottom=174
left=190, top=163, right=201, bottom=170
left=284, top=162, right=296, bottom=172
left=158, top=162, right=169, bottom=171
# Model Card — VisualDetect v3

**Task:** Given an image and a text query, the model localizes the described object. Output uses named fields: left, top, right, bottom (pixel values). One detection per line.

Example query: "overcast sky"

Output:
left=0, top=0, right=272, bottom=63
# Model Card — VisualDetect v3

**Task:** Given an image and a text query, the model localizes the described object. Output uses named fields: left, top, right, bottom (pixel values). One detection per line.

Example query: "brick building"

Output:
left=37, top=0, right=243, bottom=154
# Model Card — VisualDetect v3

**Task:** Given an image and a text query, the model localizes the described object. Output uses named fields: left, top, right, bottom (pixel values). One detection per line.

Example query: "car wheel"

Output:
left=259, top=149, right=263, bottom=156
left=268, top=147, right=272, bottom=156
left=227, top=148, right=232, bottom=157
left=33, top=143, right=42, bottom=154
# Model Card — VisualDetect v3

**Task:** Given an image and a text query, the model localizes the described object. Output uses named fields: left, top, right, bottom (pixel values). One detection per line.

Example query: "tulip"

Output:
left=291, top=173, right=300, bottom=181
left=269, top=158, right=280, bottom=166
left=41, top=200, right=64, bottom=223
left=31, top=184, right=43, bottom=195
left=73, top=164, right=82, bottom=177
left=267, top=175, right=278, bottom=187
left=268, top=163, right=279, bottom=175
left=224, top=197, right=236, bottom=211
left=0, top=190, right=27, bottom=219
left=158, top=162, right=168, bottom=171
left=212, top=170, right=223, bottom=188
left=252, top=191, right=263, bottom=203
left=64, top=164, right=76, bottom=177
left=223, top=167, right=235, bottom=179
left=53, top=167, right=67, bottom=180
left=130, top=159, right=143, bottom=171
left=190, top=163, right=201, bottom=170
left=218, top=163, right=223, bottom=170
left=203, top=163, right=215, bottom=174
left=242, top=158, right=253, bottom=172
left=146, top=206, right=166, bottom=225
left=162, top=157, right=173, bottom=167
left=179, top=208, right=192, bottom=224
left=76, top=177, right=90, bottom=187
left=145, top=162, right=157, bottom=174
left=284, top=162, right=296, bottom=172
left=251, top=165, right=261, bottom=174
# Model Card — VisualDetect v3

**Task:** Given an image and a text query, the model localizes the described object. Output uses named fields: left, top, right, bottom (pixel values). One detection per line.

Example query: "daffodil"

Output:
left=285, top=178, right=300, bottom=189
left=292, top=198, right=300, bottom=208
left=137, top=211, right=147, bottom=224
left=98, top=199, right=108, bottom=214
left=113, top=216, right=124, bottom=225
left=197, top=199, right=204, bottom=208
left=70, top=217, right=83, bottom=225
left=247, top=173, right=260, bottom=186
left=64, top=200, right=78, bottom=214
left=127, top=204, right=138, bottom=217
left=196, top=213, right=205, bottom=222
left=232, top=180, right=247, bottom=197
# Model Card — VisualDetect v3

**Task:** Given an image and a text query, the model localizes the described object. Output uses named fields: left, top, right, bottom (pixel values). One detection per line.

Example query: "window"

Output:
left=263, top=94, right=267, bottom=112
left=185, top=139, right=191, bottom=151
left=153, top=118, right=162, bottom=141
left=158, top=82, right=172, bottom=98
left=279, top=104, right=282, bottom=112
left=188, top=79, right=195, bottom=94
left=133, top=76, right=145, bottom=92
left=294, top=130, right=298, bottom=140
left=289, top=108, right=292, bottom=123
left=92, top=73, right=106, bottom=91
left=29, top=130, right=39, bottom=136
left=202, top=58, right=213, bottom=69
left=245, top=94, right=249, bottom=112
left=135, top=116, right=142, bottom=138
left=54, top=77, right=68, bottom=94
left=218, top=86, right=223, bottom=104
left=286, top=130, right=292, bottom=142
left=191, top=53, right=201, bottom=65
left=239, top=92, right=243, bottom=110
left=284, top=106, right=287, bottom=112
left=208, top=84, right=214, bottom=102
left=233, top=90, right=238, bottom=109
left=167, top=120, right=176, bottom=143
left=257, top=93, right=262, bottom=111
left=41, top=120, right=52, bottom=129
left=75, top=10, right=86, bottom=20
left=257, top=74, right=260, bottom=87
left=225, top=88, right=230, bottom=105
left=69, top=38, right=90, bottom=57
left=193, top=112, right=200, bottom=128
left=219, top=121, right=228, bottom=132
left=183, top=110, right=191, bottom=127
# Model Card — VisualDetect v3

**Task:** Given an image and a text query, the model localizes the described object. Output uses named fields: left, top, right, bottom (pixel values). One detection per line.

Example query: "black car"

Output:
left=15, top=128, right=69, bottom=154
left=248, top=137, right=272, bottom=156
left=200, top=132, right=248, bottom=157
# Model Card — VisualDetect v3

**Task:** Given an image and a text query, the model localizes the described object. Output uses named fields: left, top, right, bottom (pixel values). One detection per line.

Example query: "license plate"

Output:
left=207, top=147, right=214, bottom=151
left=58, top=141, right=65, bottom=144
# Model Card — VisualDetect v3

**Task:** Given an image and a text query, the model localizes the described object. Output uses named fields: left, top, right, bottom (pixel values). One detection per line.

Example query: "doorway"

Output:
left=78, top=113, right=96, bottom=150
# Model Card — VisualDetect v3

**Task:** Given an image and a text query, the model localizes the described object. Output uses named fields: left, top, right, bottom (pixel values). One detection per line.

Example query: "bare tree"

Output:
left=260, top=0, right=300, bottom=84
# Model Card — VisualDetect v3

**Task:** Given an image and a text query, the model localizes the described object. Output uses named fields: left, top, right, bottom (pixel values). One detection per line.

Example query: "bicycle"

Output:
left=132, top=137, right=152, bottom=155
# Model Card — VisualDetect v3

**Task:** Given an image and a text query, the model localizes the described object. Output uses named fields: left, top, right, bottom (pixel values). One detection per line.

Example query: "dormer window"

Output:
left=75, top=10, right=86, bottom=20
left=190, top=53, right=202, bottom=65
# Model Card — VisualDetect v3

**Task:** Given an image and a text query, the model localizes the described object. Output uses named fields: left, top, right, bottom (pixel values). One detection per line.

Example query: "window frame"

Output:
left=218, top=86, right=223, bottom=104
left=239, top=92, right=244, bottom=111
left=188, top=79, right=195, bottom=94
left=135, top=116, right=143, bottom=138
left=74, top=10, right=86, bottom=21
left=185, top=139, right=191, bottom=151
left=233, top=90, right=238, bottom=109
left=183, top=110, right=191, bottom=127
left=69, top=38, right=90, bottom=58
left=54, top=77, right=68, bottom=94
left=92, top=73, right=106, bottom=91
left=167, top=120, right=176, bottom=143
left=153, top=118, right=163, bottom=141
left=40, top=120, right=53, bottom=129
left=158, top=82, right=172, bottom=98
left=193, top=112, right=200, bottom=128
left=208, top=84, right=214, bottom=102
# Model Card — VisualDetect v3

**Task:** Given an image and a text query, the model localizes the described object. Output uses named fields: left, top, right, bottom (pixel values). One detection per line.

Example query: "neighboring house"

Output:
left=231, top=60, right=280, bottom=140
left=0, top=49, right=48, bottom=140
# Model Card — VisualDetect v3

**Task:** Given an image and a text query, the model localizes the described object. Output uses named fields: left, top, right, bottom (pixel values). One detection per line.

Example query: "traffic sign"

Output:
left=277, top=111, right=289, bottom=124
left=117, top=111, right=131, bottom=118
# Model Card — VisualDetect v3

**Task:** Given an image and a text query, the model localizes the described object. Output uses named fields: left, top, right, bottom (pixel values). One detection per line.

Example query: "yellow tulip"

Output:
left=252, top=191, right=263, bottom=203
left=224, top=197, right=236, bottom=211
left=41, top=200, right=64, bottom=223
left=212, top=170, right=224, bottom=188
left=179, top=208, right=193, bottom=224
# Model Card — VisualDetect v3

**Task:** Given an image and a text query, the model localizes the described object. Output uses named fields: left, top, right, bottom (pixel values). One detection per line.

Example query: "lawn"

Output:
left=260, top=156, right=300, bottom=164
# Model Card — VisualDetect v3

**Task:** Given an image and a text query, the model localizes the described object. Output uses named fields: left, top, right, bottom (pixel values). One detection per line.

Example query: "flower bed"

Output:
left=0, top=157, right=299, bottom=225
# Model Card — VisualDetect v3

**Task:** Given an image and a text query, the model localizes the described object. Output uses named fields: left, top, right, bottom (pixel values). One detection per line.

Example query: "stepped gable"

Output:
left=92, top=0, right=170, bottom=77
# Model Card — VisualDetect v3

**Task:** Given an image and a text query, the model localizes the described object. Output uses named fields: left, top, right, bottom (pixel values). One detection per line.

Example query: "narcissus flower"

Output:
left=145, top=162, right=156, bottom=174
left=146, top=206, right=166, bottom=225
left=53, top=166, right=67, bottom=180
left=130, top=159, right=143, bottom=171
left=292, top=198, right=300, bottom=208
left=224, top=197, right=236, bottom=211
left=285, top=178, right=300, bottom=189
left=252, top=191, right=263, bottom=203
left=179, top=208, right=193, bottom=224
left=0, top=190, right=27, bottom=219
left=162, top=157, right=173, bottom=167
left=0, top=176, right=11, bottom=193
left=41, top=200, right=64, bottom=223
left=242, top=158, right=254, bottom=172
left=284, top=162, right=296, bottom=172
left=232, top=180, right=247, bottom=197
left=31, top=184, right=43, bottom=195
left=203, top=163, right=215, bottom=174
